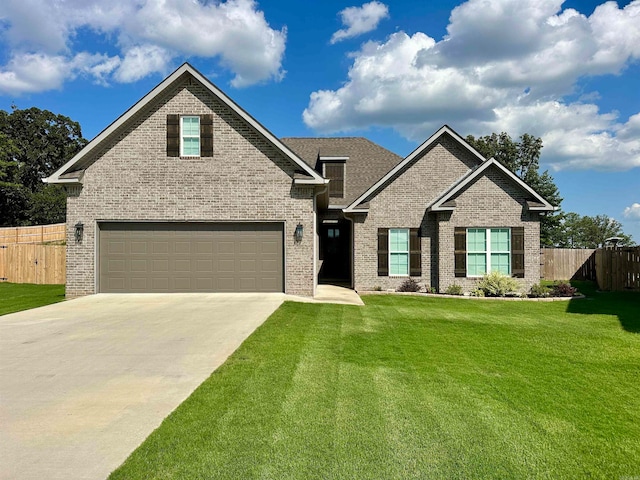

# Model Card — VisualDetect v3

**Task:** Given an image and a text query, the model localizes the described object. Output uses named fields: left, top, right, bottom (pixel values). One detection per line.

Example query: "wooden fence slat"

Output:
left=0, top=223, right=66, bottom=245
left=540, top=248, right=596, bottom=281
left=0, top=244, right=65, bottom=284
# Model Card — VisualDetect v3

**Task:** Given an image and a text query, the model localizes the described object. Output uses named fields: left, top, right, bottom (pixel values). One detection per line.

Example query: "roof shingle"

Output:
left=281, top=137, right=403, bottom=206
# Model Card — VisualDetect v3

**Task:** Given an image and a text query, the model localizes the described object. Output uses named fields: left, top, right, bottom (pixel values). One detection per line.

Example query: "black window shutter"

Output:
left=378, top=228, right=389, bottom=276
left=511, top=227, right=525, bottom=278
left=410, top=228, right=421, bottom=276
left=454, top=227, right=466, bottom=277
left=167, top=114, right=180, bottom=157
left=200, top=114, right=213, bottom=157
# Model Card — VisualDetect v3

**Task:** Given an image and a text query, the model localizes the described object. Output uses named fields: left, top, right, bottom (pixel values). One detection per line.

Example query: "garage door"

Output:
left=99, top=223, right=284, bottom=293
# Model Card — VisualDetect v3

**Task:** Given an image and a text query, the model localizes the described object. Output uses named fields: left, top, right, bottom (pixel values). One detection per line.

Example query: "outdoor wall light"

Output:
left=294, top=223, right=304, bottom=242
left=74, top=222, right=84, bottom=244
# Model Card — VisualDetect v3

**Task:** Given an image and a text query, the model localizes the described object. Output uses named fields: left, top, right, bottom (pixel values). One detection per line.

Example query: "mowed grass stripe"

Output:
left=110, top=285, right=640, bottom=479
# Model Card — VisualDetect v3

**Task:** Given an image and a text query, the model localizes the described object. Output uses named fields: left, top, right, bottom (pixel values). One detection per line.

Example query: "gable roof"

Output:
left=281, top=137, right=403, bottom=206
left=344, top=125, right=486, bottom=212
left=426, top=157, right=556, bottom=212
left=45, top=63, right=326, bottom=185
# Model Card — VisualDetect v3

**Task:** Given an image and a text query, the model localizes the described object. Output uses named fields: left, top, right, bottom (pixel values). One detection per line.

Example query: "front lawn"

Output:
left=0, top=282, right=65, bottom=316
left=111, top=284, right=640, bottom=479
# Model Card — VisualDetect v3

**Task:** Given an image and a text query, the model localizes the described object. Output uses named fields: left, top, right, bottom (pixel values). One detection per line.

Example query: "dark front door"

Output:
left=319, top=222, right=350, bottom=283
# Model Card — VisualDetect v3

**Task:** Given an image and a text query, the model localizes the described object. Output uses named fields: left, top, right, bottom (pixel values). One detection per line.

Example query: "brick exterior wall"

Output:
left=352, top=135, right=542, bottom=294
left=66, top=76, right=315, bottom=297
left=352, top=135, right=479, bottom=292
left=437, top=166, right=541, bottom=294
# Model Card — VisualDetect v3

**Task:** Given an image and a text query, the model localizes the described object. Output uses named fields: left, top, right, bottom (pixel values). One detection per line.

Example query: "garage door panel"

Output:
left=99, top=223, right=283, bottom=293
left=174, top=259, right=191, bottom=272
left=175, top=241, right=191, bottom=254
left=153, top=242, right=169, bottom=254
left=108, top=241, right=126, bottom=254
left=130, top=278, right=148, bottom=290
left=108, top=259, right=126, bottom=273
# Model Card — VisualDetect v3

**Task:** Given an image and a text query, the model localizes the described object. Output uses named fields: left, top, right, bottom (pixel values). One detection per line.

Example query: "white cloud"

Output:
left=0, top=0, right=286, bottom=93
left=330, top=1, right=389, bottom=44
left=113, top=46, right=171, bottom=83
left=624, top=203, right=640, bottom=221
left=305, top=0, right=640, bottom=171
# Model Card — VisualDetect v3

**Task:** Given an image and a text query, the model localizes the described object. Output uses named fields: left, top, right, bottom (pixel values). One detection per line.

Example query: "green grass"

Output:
left=110, top=283, right=640, bottom=479
left=0, top=282, right=65, bottom=316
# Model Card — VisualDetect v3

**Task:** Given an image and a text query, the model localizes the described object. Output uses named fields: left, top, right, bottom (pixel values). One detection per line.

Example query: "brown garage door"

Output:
left=99, top=222, right=284, bottom=293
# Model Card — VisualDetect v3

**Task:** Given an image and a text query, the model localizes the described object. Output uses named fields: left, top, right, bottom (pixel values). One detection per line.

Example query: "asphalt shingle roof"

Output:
left=281, top=137, right=403, bottom=206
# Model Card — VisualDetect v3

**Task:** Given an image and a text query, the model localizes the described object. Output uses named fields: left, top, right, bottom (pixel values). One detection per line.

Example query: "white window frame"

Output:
left=180, top=116, right=200, bottom=157
left=467, top=228, right=511, bottom=277
left=389, top=228, right=409, bottom=277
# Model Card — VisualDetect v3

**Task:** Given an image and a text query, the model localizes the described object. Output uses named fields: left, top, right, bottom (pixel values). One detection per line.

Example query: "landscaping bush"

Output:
left=551, top=281, right=577, bottom=297
left=476, top=271, right=520, bottom=297
left=470, top=288, right=485, bottom=297
left=529, top=282, right=551, bottom=298
left=397, top=278, right=421, bottom=292
left=425, top=286, right=437, bottom=294
left=445, top=284, right=464, bottom=296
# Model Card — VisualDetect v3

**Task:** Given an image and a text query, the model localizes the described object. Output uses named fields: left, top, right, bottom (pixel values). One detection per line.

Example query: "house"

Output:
left=46, top=63, right=555, bottom=298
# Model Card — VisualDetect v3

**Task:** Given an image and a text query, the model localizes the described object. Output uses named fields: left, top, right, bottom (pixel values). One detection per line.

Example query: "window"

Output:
left=181, top=116, right=200, bottom=156
left=389, top=228, right=409, bottom=276
left=323, top=163, right=345, bottom=198
left=466, top=228, right=511, bottom=276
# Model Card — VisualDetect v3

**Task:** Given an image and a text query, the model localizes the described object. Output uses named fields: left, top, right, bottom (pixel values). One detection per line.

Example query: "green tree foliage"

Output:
left=465, top=132, right=562, bottom=246
left=560, top=213, right=634, bottom=248
left=0, top=107, right=87, bottom=226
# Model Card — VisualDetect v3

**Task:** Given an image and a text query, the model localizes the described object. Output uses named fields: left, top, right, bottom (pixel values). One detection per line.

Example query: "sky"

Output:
left=0, top=0, right=639, bottom=242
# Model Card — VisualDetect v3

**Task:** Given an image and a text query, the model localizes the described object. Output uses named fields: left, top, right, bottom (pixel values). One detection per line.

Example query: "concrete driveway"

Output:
left=0, top=293, right=287, bottom=480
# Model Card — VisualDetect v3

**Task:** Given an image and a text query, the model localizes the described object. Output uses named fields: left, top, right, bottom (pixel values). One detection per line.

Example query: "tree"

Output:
left=466, top=132, right=563, bottom=246
left=0, top=107, right=87, bottom=226
left=561, top=213, right=634, bottom=248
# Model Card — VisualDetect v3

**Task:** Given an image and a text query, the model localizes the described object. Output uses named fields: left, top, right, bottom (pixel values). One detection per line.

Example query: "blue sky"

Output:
left=1, top=0, right=639, bottom=241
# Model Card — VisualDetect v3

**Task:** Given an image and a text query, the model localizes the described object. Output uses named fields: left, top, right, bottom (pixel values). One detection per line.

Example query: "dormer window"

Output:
left=319, top=155, right=347, bottom=199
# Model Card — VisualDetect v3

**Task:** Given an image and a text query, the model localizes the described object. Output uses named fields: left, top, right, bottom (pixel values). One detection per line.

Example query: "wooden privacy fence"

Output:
left=595, top=247, right=640, bottom=292
left=0, top=244, right=66, bottom=284
left=0, top=223, right=66, bottom=244
left=540, top=248, right=596, bottom=281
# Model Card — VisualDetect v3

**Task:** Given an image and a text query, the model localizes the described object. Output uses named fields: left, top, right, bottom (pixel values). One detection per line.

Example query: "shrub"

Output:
left=445, top=284, right=463, bottom=295
left=529, top=282, right=551, bottom=298
left=476, top=271, right=520, bottom=297
left=397, top=278, right=421, bottom=292
left=373, top=285, right=382, bottom=291
left=551, top=281, right=577, bottom=297
left=470, top=288, right=485, bottom=297
left=425, top=286, right=437, bottom=294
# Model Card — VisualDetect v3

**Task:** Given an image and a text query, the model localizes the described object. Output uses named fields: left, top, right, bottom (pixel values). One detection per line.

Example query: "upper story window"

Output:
left=181, top=116, right=200, bottom=156
left=166, top=114, right=213, bottom=158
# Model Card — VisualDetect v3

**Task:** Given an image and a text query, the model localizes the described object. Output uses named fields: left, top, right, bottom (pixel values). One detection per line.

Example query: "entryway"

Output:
left=318, top=220, right=351, bottom=286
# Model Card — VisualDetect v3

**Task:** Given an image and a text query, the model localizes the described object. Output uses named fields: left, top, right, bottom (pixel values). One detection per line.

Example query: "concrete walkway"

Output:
left=312, top=284, right=364, bottom=305
left=0, top=293, right=285, bottom=480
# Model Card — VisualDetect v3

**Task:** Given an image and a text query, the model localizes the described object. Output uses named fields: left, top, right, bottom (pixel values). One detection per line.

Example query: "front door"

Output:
left=319, top=222, right=350, bottom=284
